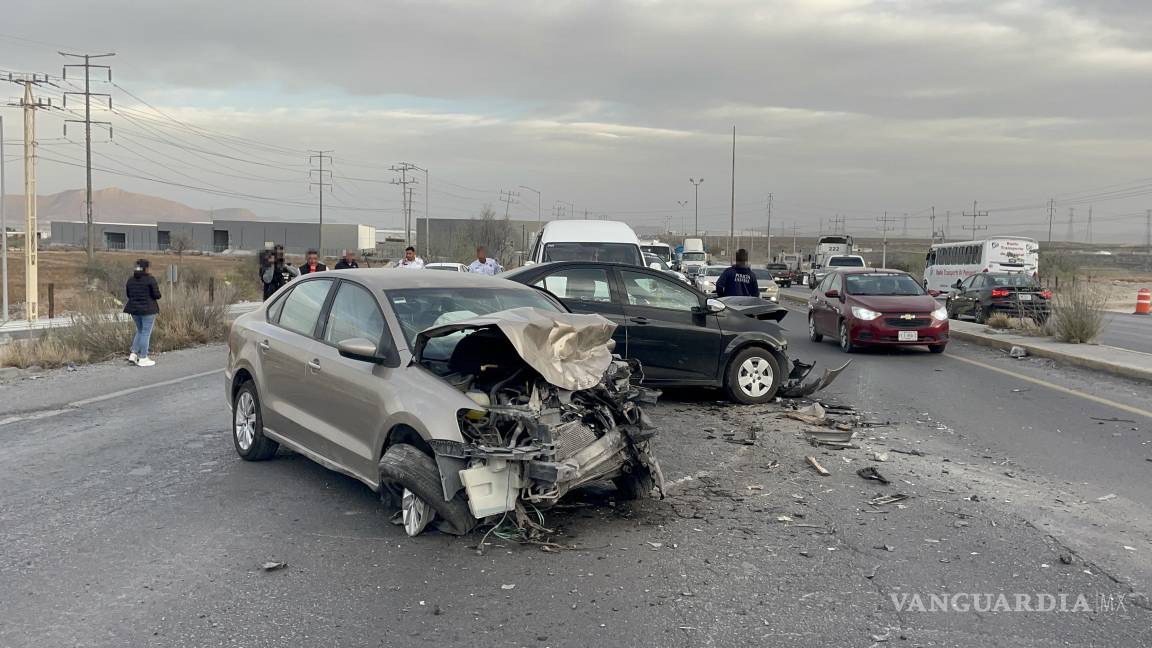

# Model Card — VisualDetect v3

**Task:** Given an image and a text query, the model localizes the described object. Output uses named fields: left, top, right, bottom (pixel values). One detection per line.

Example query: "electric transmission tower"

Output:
left=308, top=150, right=332, bottom=254
left=390, top=163, right=421, bottom=246
left=60, top=52, right=114, bottom=263
left=876, top=212, right=898, bottom=268
left=498, top=190, right=520, bottom=218
left=963, top=201, right=989, bottom=238
left=1065, top=208, right=1075, bottom=242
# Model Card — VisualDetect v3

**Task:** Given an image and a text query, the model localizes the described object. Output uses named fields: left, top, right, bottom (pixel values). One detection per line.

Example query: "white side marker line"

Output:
left=68, top=369, right=224, bottom=408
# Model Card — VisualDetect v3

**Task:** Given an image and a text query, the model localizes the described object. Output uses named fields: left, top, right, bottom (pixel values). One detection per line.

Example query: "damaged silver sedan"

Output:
left=225, top=270, right=662, bottom=537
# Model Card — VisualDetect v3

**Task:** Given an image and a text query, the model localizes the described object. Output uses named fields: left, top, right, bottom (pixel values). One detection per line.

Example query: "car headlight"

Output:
left=851, top=306, right=881, bottom=321
left=931, top=306, right=948, bottom=321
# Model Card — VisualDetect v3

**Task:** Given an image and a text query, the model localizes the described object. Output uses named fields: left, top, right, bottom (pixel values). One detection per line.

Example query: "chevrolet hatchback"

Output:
left=808, top=269, right=948, bottom=353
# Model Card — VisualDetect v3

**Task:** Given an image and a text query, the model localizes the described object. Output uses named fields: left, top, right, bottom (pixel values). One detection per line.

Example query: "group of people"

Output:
left=258, top=244, right=504, bottom=301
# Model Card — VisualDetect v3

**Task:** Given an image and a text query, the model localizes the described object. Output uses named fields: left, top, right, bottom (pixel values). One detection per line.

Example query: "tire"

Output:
left=808, top=314, right=823, bottom=342
left=928, top=344, right=946, bottom=354
left=232, top=381, right=279, bottom=461
left=838, top=319, right=856, bottom=353
left=724, top=347, right=783, bottom=404
left=378, top=443, right=476, bottom=537
left=973, top=303, right=988, bottom=324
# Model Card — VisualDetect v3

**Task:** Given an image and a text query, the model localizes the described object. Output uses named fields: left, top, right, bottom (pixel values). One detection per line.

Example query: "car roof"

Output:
left=540, top=219, right=640, bottom=244
left=831, top=267, right=907, bottom=275
left=425, top=262, right=464, bottom=267
left=314, top=268, right=526, bottom=290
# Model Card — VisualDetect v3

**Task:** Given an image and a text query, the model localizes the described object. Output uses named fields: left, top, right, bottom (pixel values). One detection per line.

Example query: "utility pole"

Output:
left=929, top=206, right=936, bottom=243
left=498, top=189, right=520, bottom=218
left=1046, top=198, right=1055, bottom=245
left=389, top=163, right=420, bottom=247
left=876, top=212, right=897, bottom=268
left=689, top=178, right=703, bottom=237
left=677, top=200, right=688, bottom=235
left=1065, top=208, right=1075, bottom=243
left=5, top=74, right=51, bottom=322
left=308, top=150, right=332, bottom=255
left=790, top=223, right=800, bottom=254
left=1145, top=209, right=1151, bottom=271
left=945, top=210, right=950, bottom=242
left=901, top=213, right=908, bottom=237
left=963, top=201, right=989, bottom=240
left=765, top=193, right=773, bottom=262
left=60, top=52, right=114, bottom=263
left=1087, top=205, right=1093, bottom=244
left=729, top=126, right=736, bottom=256
left=1, top=114, right=8, bottom=322
left=829, top=214, right=846, bottom=236
left=519, top=185, right=541, bottom=230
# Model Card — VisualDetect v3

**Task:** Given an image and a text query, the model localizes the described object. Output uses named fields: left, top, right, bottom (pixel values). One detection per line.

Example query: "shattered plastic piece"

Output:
left=1095, top=493, right=1117, bottom=502
left=646, top=542, right=664, bottom=549
left=870, top=452, right=889, bottom=462
left=784, top=402, right=826, bottom=425
left=857, top=466, right=891, bottom=485
left=776, top=515, right=793, bottom=522
left=501, top=583, right=517, bottom=590
left=806, top=455, right=830, bottom=476
left=779, top=360, right=852, bottom=398
left=867, top=493, right=909, bottom=506
left=802, top=427, right=855, bottom=446
left=261, top=561, right=287, bottom=571
left=1009, top=345, right=1027, bottom=358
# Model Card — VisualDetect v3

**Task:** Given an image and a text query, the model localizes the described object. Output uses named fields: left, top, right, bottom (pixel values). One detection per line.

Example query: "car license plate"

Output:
left=898, top=331, right=918, bottom=342
left=1019, top=294, right=1032, bottom=300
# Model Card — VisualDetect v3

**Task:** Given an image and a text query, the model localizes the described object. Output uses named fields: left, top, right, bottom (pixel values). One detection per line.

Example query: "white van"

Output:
left=528, top=220, right=645, bottom=266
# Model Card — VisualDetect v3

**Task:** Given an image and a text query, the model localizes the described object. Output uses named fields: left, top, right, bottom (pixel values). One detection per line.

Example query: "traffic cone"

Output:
left=1137, top=288, right=1151, bottom=315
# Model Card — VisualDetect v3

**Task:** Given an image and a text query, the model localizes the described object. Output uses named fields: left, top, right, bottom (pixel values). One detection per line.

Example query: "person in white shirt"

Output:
left=398, top=246, right=425, bottom=269
left=467, top=246, right=502, bottom=275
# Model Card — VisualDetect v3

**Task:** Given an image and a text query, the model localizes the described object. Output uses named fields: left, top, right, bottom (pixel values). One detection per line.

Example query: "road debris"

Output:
left=1096, top=493, right=1117, bottom=502
left=501, top=583, right=517, bottom=590
left=806, top=455, right=830, bottom=476
left=870, top=451, right=889, bottom=462
left=803, top=428, right=856, bottom=447
left=785, top=403, right=826, bottom=425
left=261, top=561, right=287, bottom=571
left=1091, top=416, right=1136, bottom=423
left=890, top=448, right=926, bottom=456
left=1009, top=345, right=1027, bottom=358
left=867, top=493, right=910, bottom=507
left=857, top=466, right=891, bottom=485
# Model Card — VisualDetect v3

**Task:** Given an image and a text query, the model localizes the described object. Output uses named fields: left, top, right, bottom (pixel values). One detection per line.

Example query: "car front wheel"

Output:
left=973, top=303, right=988, bottom=324
left=839, top=320, right=856, bottom=353
left=232, top=381, right=279, bottom=461
left=808, top=314, right=823, bottom=342
left=378, top=443, right=476, bottom=537
left=724, top=347, right=783, bottom=404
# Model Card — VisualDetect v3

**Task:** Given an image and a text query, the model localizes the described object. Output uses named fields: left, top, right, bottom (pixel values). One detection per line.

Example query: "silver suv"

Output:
left=225, top=270, right=662, bottom=537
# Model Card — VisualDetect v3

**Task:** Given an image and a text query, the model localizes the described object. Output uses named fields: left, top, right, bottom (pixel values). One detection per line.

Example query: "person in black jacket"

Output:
left=124, top=259, right=162, bottom=367
left=260, top=246, right=299, bottom=300
left=334, top=249, right=359, bottom=270
left=299, top=249, right=327, bottom=275
left=715, top=248, right=759, bottom=298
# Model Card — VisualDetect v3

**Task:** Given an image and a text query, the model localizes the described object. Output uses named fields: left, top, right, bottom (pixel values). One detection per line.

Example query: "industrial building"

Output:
left=50, top=219, right=376, bottom=257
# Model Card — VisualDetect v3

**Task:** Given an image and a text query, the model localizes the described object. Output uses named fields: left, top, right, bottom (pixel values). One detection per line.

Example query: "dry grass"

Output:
left=985, top=312, right=1013, bottom=329
left=0, top=284, right=231, bottom=368
left=1049, top=286, right=1109, bottom=344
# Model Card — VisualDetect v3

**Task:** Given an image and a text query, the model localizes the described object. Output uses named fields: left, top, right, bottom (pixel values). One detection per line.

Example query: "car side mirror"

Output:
left=337, top=337, right=395, bottom=366
left=953, top=280, right=963, bottom=289
left=824, top=289, right=840, bottom=299
left=694, top=298, right=727, bottom=314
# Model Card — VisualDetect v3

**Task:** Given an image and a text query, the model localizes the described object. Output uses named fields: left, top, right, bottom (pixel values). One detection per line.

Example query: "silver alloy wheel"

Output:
left=809, top=315, right=817, bottom=337
left=840, top=321, right=850, bottom=351
left=234, top=391, right=256, bottom=451
left=736, top=355, right=774, bottom=398
left=401, top=488, right=434, bottom=537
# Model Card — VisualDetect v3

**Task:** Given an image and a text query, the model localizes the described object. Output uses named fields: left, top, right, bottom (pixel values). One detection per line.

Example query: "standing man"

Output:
left=261, top=245, right=299, bottom=300
left=715, top=248, right=759, bottom=297
left=398, top=246, right=425, bottom=269
left=467, top=246, right=502, bottom=275
left=300, top=249, right=327, bottom=275
left=334, top=249, right=359, bottom=270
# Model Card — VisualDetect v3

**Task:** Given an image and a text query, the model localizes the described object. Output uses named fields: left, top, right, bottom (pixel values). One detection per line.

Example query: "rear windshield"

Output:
left=386, top=287, right=561, bottom=348
left=765, top=264, right=787, bottom=270
left=703, top=266, right=726, bottom=277
left=752, top=269, right=776, bottom=280
left=543, top=242, right=642, bottom=265
left=990, top=274, right=1039, bottom=287
left=425, top=265, right=459, bottom=272
left=828, top=257, right=865, bottom=267
left=844, top=273, right=925, bottom=296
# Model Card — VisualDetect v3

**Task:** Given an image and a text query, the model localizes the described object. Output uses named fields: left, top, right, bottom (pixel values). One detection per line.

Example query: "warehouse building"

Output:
left=50, top=219, right=376, bottom=257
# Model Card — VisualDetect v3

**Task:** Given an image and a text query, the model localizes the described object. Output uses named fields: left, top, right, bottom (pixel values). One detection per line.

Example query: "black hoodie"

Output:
left=124, top=272, right=162, bottom=316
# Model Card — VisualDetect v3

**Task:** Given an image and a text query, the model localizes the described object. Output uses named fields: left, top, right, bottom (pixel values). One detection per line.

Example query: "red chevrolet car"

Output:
left=808, top=268, right=949, bottom=353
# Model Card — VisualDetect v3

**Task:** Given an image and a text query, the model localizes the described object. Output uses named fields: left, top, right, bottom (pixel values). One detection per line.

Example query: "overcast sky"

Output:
left=3, top=0, right=1152, bottom=241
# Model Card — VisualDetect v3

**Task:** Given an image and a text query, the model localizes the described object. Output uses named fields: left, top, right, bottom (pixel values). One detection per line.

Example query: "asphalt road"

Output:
left=2, top=335, right=1151, bottom=647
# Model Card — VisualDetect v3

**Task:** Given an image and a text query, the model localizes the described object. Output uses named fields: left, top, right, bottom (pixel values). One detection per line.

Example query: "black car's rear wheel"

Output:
left=724, top=347, right=782, bottom=404
left=973, top=303, right=988, bottom=324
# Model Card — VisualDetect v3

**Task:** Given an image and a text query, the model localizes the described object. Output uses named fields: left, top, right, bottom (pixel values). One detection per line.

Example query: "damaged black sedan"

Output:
left=505, top=261, right=848, bottom=404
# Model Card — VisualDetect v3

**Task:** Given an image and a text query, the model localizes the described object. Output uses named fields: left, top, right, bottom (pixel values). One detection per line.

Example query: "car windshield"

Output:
left=641, top=245, right=671, bottom=260
left=844, top=273, right=925, bottom=296
left=426, top=265, right=459, bottom=272
left=828, top=257, right=865, bottom=267
left=644, top=254, right=670, bottom=270
left=703, top=266, right=726, bottom=277
left=989, top=274, right=1039, bottom=287
left=751, top=269, right=775, bottom=280
left=765, top=264, right=787, bottom=270
left=386, top=287, right=562, bottom=352
left=543, top=242, right=642, bottom=265
left=681, top=252, right=706, bottom=261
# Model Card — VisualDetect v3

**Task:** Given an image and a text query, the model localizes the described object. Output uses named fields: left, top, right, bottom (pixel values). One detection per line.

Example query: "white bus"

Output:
left=922, top=237, right=1039, bottom=293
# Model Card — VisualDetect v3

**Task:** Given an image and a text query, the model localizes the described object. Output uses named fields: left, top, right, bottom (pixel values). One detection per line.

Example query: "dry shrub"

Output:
left=223, top=257, right=264, bottom=302
left=985, top=312, right=1013, bottom=329
left=1050, top=286, right=1108, bottom=343
left=0, top=285, right=231, bottom=368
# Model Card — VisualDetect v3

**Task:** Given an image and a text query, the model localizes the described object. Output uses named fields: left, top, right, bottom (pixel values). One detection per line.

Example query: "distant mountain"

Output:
left=1, top=187, right=257, bottom=232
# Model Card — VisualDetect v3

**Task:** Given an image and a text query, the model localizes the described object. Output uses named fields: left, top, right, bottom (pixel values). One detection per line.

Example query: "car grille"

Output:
left=552, top=420, right=599, bottom=461
left=884, top=317, right=931, bottom=328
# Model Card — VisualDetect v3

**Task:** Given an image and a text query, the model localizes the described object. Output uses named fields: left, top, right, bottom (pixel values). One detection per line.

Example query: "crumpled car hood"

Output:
left=717, top=296, right=788, bottom=322
left=412, top=307, right=617, bottom=391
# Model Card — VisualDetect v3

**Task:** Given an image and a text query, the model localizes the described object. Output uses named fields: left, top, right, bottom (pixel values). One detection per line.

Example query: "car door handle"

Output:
left=258, top=340, right=270, bottom=352
left=629, top=316, right=649, bottom=324
left=307, top=359, right=322, bottom=372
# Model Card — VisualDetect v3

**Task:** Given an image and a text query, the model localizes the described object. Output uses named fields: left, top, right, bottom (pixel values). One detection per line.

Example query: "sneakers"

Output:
left=128, top=352, right=138, bottom=363
left=136, top=357, right=156, bottom=367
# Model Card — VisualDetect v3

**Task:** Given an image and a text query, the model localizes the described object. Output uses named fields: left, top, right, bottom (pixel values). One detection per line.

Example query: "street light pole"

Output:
left=689, top=178, right=704, bottom=237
